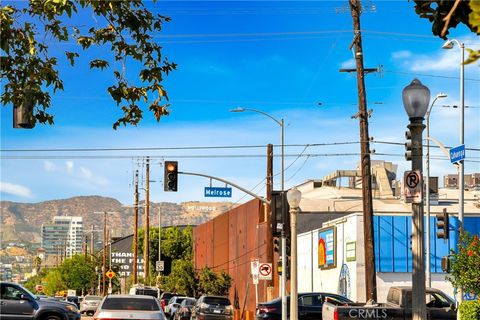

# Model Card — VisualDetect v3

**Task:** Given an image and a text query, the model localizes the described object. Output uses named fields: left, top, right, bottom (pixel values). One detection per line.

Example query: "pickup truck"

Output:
left=0, top=281, right=81, bottom=320
left=322, top=286, right=456, bottom=320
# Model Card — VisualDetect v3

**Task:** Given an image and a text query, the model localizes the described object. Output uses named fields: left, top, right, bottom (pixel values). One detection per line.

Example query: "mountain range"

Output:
left=0, top=196, right=235, bottom=244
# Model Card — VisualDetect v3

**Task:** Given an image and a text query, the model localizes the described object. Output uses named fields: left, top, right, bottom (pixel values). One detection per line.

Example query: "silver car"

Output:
left=80, top=295, right=102, bottom=316
left=93, top=295, right=166, bottom=320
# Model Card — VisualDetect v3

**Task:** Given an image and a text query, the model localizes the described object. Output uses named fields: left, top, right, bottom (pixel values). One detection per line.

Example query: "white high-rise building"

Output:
left=41, top=216, right=83, bottom=258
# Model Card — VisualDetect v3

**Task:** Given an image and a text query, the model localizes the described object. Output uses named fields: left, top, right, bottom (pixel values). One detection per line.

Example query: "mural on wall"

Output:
left=318, top=226, right=336, bottom=269
left=338, top=263, right=351, bottom=299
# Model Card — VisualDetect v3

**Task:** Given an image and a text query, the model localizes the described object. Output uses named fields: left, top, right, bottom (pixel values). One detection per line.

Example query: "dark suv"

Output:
left=191, top=295, right=233, bottom=320
left=0, top=282, right=81, bottom=320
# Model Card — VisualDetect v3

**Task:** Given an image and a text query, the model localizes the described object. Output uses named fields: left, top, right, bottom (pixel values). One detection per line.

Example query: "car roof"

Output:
left=106, top=294, right=157, bottom=299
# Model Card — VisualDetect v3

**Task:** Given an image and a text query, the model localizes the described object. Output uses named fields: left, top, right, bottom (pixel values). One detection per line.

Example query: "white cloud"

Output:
left=78, top=166, right=109, bottom=187
left=391, top=50, right=412, bottom=59
left=340, top=58, right=355, bottom=69
left=0, top=182, right=32, bottom=198
left=410, top=53, right=459, bottom=72
left=43, top=161, right=56, bottom=172
left=65, top=161, right=74, bottom=173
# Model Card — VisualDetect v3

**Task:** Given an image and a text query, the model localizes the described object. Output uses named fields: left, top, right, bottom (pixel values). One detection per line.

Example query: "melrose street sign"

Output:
left=204, top=187, right=232, bottom=198
left=449, top=144, right=465, bottom=163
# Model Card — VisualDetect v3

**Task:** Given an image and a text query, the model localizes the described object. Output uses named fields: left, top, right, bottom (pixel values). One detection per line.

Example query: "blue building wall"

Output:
left=374, top=216, right=480, bottom=273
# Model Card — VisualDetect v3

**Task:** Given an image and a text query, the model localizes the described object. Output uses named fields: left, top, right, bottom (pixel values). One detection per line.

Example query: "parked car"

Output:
left=159, top=292, right=176, bottom=311
left=80, top=295, right=102, bottom=316
left=129, top=285, right=160, bottom=299
left=322, top=286, right=456, bottom=320
left=0, top=281, right=80, bottom=320
left=174, top=298, right=196, bottom=320
left=191, top=295, right=233, bottom=320
left=256, top=292, right=352, bottom=320
left=93, top=294, right=166, bottom=320
left=164, top=296, right=188, bottom=320
left=66, top=296, right=80, bottom=308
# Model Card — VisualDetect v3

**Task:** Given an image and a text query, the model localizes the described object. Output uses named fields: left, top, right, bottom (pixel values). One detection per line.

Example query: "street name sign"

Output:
left=258, top=263, right=272, bottom=280
left=404, top=170, right=422, bottom=204
left=204, top=187, right=232, bottom=198
left=156, top=260, right=164, bottom=272
left=450, top=144, right=465, bottom=163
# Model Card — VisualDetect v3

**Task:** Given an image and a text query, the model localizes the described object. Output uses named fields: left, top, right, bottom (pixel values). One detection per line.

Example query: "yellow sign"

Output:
left=106, top=270, right=115, bottom=279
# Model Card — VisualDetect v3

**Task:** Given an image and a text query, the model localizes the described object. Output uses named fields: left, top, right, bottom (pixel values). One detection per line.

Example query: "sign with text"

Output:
left=450, top=144, right=465, bottom=163
left=318, top=226, right=336, bottom=270
left=404, top=170, right=422, bottom=204
left=204, top=187, right=232, bottom=198
left=156, top=260, right=164, bottom=272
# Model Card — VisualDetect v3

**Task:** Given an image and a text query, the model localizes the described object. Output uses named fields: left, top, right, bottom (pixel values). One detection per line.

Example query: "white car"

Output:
left=93, top=295, right=166, bottom=320
left=164, top=296, right=188, bottom=320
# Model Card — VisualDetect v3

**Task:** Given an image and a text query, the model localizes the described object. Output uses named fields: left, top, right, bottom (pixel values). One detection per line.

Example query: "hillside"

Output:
left=0, top=196, right=235, bottom=244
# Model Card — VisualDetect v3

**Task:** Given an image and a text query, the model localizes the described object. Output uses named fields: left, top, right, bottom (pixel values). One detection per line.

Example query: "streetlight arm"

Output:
left=425, top=136, right=460, bottom=169
left=241, top=108, right=283, bottom=127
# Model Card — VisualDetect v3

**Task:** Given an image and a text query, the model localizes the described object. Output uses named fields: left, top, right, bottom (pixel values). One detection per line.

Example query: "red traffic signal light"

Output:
left=164, top=161, right=178, bottom=192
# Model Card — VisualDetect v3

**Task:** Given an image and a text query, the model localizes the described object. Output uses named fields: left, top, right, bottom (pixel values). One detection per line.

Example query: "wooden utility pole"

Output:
left=349, top=0, right=377, bottom=302
left=133, top=170, right=139, bottom=285
left=266, top=144, right=274, bottom=299
left=102, top=211, right=107, bottom=296
left=90, top=225, right=94, bottom=256
left=144, top=157, right=150, bottom=282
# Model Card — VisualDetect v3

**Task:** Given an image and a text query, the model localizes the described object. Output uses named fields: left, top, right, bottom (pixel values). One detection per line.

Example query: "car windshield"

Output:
left=204, top=297, right=230, bottom=306
left=102, top=298, right=160, bottom=311
left=20, top=286, right=37, bottom=300
left=184, top=299, right=195, bottom=306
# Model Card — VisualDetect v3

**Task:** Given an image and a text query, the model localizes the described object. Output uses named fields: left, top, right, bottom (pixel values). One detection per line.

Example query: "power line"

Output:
left=384, top=69, right=480, bottom=82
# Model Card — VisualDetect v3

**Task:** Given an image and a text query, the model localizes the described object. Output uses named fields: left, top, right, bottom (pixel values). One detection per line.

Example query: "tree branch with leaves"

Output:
left=0, top=0, right=176, bottom=129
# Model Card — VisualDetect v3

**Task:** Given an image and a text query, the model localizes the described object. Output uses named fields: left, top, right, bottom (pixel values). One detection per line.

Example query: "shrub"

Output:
left=459, top=300, right=480, bottom=320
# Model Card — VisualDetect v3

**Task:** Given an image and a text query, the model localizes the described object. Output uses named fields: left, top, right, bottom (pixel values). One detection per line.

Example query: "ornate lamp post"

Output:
left=287, top=187, right=302, bottom=320
left=402, top=79, right=430, bottom=320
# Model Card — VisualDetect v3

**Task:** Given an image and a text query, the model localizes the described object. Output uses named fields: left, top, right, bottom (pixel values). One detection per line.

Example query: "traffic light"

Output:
left=164, top=161, right=178, bottom=192
left=285, top=236, right=291, bottom=257
left=13, top=97, right=35, bottom=129
left=436, top=208, right=450, bottom=239
left=285, top=255, right=291, bottom=279
left=273, top=237, right=280, bottom=254
left=441, top=256, right=451, bottom=273
left=405, top=129, right=412, bottom=161
left=270, top=191, right=289, bottom=237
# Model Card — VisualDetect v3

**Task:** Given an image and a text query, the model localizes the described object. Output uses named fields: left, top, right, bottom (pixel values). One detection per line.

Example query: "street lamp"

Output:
left=442, top=36, right=465, bottom=315
left=286, top=187, right=302, bottom=320
left=425, top=92, right=447, bottom=288
left=403, top=78, right=430, bottom=320
left=230, top=107, right=287, bottom=320
left=442, top=39, right=465, bottom=230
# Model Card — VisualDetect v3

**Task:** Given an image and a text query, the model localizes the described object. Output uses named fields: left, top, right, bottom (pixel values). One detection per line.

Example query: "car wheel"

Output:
left=43, top=315, right=62, bottom=320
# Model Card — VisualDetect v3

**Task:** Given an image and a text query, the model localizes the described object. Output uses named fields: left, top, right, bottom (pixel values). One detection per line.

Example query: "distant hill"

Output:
left=0, top=196, right=235, bottom=244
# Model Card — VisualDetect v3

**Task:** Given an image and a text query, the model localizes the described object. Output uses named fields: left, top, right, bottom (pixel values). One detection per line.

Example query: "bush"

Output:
left=459, top=300, right=480, bottom=320
left=449, top=233, right=480, bottom=295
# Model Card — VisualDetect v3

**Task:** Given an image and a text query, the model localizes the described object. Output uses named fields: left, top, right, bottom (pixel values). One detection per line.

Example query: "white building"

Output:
left=295, top=164, right=480, bottom=303
left=41, top=216, right=84, bottom=258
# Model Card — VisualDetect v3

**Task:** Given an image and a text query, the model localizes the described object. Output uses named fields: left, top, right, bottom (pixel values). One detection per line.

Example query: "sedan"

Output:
left=256, top=293, right=352, bottom=320
left=93, top=295, right=166, bottom=320
left=174, top=298, right=196, bottom=320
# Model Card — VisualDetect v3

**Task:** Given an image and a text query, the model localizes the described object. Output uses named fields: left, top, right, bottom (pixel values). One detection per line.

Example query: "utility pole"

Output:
left=103, top=211, right=107, bottom=296
left=348, top=0, right=377, bottom=302
left=145, top=157, right=150, bottom=283
left=133, top=170, right=139, bottom=285
left=90, top=225, right=94, bottom=257
left=266, top=144, right=274, bottom=300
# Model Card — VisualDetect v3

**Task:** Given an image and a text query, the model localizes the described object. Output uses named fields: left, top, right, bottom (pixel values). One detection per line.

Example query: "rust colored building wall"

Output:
left=193, top=199, right=277, bottom=313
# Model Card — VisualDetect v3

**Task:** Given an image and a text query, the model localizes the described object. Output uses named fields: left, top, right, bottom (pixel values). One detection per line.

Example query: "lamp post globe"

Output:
left=287, top=187, right=302, bottom=207
left=402, top=79, right=430, bottom=119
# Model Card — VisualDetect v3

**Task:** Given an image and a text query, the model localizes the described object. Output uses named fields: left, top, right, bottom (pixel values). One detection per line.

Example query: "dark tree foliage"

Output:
left=0, top=1, right=176, bottom=129
left=413, top=0, right=477, bottom=39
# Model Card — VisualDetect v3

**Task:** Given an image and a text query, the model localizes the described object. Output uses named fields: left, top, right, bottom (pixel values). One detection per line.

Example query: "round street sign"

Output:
left=258, top=263, right=272, bottom=280
left=106, top=270, right=115, bottom=279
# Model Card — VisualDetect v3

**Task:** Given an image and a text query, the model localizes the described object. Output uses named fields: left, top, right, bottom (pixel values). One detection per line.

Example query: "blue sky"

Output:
left=1, top=1, right=479, bottom=205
